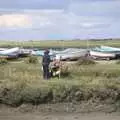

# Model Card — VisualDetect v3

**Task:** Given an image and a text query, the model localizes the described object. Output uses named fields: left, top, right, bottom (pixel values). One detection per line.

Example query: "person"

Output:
left=42, top=49, right=51, bottom=79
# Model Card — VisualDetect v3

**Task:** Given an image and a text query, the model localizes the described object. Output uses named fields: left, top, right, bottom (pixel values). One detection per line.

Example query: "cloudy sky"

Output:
left=0, top=0, right=120, bottom=40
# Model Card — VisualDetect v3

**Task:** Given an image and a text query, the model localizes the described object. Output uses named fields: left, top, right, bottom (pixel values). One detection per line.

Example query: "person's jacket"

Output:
left=42, top=54, right=51, bottom=66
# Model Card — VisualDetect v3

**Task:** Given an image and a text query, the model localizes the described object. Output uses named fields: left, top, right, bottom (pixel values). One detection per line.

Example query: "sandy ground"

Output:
left=0, top=104, right=120, bottom=120
left=0, top=111, right=120, bottom=120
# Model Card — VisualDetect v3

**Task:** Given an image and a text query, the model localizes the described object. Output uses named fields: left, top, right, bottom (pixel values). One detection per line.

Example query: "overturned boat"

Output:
left=90, top=45, right=120, bottom=60
left=89, top=46, right=119, bottom=60
left=90, top=50, right=116, bottom=60
left=0, top=47, right=19, bottom=55
left=0, top=48, right=8, bottom=51
left=0, top=47, right=20, bottom=59
left=100, top=46, right=120, bottom=51
left=55, top=48, right=89, bottom=61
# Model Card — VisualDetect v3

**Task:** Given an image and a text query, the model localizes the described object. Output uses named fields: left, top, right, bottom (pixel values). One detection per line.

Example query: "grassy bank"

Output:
left=0, top=58, right=120, bottom=109
left=0, top=39, right=120, bottom=48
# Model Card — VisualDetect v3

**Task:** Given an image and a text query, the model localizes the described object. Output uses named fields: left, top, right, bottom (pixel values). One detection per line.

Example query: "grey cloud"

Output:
left=0, top=0, right=70, bottom=9
left=68, top=0, right=120, bottom=18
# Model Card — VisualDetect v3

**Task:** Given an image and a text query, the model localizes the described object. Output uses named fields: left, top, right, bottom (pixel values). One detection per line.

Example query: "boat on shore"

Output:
left=100, top=46, right=120, bottom=51
left=90, top=46, right=120, bottom=59
left=0, top=47, right=20, bottom=59
left=90, top=48, right=116, bottom=60
left=55, top=49, right=89, bottom=61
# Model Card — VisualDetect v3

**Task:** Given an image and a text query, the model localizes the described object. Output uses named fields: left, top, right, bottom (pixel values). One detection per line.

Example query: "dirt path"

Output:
left=0, top=112, right=120, bottom=120
left=0, top=105, right=120, bottom=120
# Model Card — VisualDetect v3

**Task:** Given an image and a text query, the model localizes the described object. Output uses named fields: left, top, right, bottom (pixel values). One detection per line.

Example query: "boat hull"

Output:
left=56, top=50, right=89, bottom=61
left=90, top=50, right=116, bottom=59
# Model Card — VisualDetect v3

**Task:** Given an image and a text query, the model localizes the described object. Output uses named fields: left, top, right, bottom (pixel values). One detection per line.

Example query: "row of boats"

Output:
left=0, top=46, right=120, bottom=60
left=32, top=46, right=120, bottom=60
left=0, top=47, right=31, bottom=59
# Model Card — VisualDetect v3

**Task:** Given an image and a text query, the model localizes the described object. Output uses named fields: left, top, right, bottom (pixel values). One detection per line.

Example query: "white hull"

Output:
left=101, top=46, right=120, bottom=51
left=90, top=50, right=116, bottom=58
left=56, top=50, right=88, bottom=60
left=0, top=47, right=20, bottom=55
left=0, top=48, right=8, bottom=51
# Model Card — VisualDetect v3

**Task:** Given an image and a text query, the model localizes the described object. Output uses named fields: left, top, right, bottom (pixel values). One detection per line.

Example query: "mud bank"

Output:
left=0, top=113, right=120, bottom=120
left=0, top=104, right=120, bottom=120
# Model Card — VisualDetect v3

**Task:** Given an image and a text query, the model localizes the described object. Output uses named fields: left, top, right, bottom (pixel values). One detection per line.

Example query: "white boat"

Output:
left=55, top=49, right=89, bottom=60
left=0, top=48, right=8, bottom=51
left=0, top=47, right=20, bottom=55
left=101, top=46, right=120, bottom=51
left=90, top=50, right=116, bottom=59
left=0, top=47, right=20, bottom=59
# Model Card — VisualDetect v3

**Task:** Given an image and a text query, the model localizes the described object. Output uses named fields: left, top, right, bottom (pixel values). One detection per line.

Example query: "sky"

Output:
left=0, top=0, right=120, bottom=40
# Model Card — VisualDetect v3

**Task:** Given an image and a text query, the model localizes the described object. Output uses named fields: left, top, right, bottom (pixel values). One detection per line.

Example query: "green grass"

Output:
left=1, top=39, right=120, bottom=48
left=0, top=58, right=120, bottom=107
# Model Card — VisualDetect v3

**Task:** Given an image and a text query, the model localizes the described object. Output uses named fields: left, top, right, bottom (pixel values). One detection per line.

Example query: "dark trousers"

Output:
left=43, top=65, right=50, bottom=79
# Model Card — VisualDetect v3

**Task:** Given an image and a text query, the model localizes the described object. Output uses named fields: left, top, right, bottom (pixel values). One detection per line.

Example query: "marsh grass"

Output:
left=0, top=59, right=120, bottom=107
left=116, top=60, right=120, bottom=64
left=0, top=59, right=8, bottom=65
left=1, top=39, right=120, bottom=48
left=76, top=58, right=96, bottom=65
left=25, top=56, right=39, bottom=64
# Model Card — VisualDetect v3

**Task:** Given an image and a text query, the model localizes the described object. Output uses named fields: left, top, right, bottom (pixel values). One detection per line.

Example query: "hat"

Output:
left=44, top=49, right=49, bottom=54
